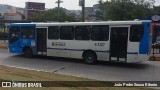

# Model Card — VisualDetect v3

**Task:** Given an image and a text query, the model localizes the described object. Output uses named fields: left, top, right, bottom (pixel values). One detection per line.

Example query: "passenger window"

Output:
left=10, top=26, right=20, bottom=43
left=48, top=26, right=60, bottom=39
left=60, top=26, right=74, bottom=40
left=130, top=25, right=144, bottom=42
left=75, top=26, right=91, bottom=40
left=92, top=25, right=109, bottom=41
left=21, top=26, right=35, bottom=39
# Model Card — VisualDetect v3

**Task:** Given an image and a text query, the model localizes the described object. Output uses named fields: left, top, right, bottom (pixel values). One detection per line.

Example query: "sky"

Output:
left=0, top=0, right=160, bottom=10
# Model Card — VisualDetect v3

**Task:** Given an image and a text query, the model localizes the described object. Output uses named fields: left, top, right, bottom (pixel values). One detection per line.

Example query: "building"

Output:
left=0, top=4, right=12, bottom=16
left=25, top=2, right=45, bottom=20
left=0, top=4, right=25, bottom=20
left=4, top=13, right=22, bottom=20
left=92, top=4, right=103, bottom=20
left=84, top=7, right=94, bottom=21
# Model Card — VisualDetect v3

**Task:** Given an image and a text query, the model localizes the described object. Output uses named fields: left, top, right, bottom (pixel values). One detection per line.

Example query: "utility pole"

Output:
left=55, top=0, right=63, bottom=22
left=82, top=0, right=85, bottom=22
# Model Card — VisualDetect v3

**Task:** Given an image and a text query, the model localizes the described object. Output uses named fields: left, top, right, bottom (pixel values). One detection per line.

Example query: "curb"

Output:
left=149, top=56, right=160, bottom=61
left=0, top=45, right=7, bottom=49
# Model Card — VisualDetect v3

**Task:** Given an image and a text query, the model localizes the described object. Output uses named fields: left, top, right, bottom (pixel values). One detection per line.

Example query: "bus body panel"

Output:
left=9, top=24, right=36, bottom=54
left=90, top=41, right=110, bottom=61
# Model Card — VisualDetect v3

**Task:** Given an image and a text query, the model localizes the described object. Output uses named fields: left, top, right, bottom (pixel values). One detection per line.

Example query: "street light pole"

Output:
left=55, top=0, right=63, bottom=22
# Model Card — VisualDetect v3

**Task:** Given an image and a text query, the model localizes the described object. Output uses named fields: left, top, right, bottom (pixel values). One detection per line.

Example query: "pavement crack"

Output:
left=52, top=67, right=65, bottom=73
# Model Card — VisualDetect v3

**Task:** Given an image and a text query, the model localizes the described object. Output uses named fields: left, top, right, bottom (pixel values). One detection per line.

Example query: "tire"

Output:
left=83, top=52, right=97, bottom=64
left=24, top=48, right=33, bottom=58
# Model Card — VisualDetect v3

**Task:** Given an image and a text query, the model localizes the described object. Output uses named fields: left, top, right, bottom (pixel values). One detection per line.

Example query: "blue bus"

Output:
left=8, top=21, right=152, bottom=64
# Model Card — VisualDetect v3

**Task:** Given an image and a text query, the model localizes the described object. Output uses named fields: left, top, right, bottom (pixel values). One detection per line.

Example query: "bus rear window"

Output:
left=21, top=26, right=35, bottom=39
left=130, top=25, right=144, bottom=42
left=10, top=26, right=20, bottom=43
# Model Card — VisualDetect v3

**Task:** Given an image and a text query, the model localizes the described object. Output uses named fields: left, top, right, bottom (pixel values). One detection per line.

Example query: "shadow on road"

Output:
left=7, top=54, right=150, bottom=69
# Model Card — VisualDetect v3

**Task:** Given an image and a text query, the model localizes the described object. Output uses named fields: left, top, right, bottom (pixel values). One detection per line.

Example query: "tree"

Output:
left=152, top=5, right=160, bottom=15
left=98, top=0, right=155, bottom=21
left=28, top=8, right=78, bottom=22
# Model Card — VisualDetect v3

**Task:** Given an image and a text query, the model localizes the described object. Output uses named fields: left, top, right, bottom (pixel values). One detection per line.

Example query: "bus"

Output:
left=8, top=21, right=152, bottom=64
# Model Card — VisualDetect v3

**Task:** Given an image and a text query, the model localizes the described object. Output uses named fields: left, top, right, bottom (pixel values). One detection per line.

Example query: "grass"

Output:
left=0, top=65, right=159, bottom=90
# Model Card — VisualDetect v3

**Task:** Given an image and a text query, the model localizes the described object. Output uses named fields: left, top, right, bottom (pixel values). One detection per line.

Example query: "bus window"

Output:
left=60, top=26, right=74, bottom=40
left=21, top=26, right=35, bottom=39
left=91, top=25, right=109, bottom=41
left=130, top=25, right=144, bottom=42
left=48, top=26, right=60, bottom=39
left=9, top=26, right=20, bottom=43
left=75, top=26, right=91, bottom=40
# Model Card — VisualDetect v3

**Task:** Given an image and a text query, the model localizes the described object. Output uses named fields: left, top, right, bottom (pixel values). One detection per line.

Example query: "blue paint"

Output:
left=139, top=21, right=150, bottom=54
left=8, top=23, right=36, bottom=54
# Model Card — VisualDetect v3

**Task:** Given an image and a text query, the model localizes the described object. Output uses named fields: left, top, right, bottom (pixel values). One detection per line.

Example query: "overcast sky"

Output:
left=0, top=0, right=160, bottom=10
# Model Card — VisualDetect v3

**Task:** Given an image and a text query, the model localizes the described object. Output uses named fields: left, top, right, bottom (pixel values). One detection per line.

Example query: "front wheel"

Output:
left=83, top=52, right=97, bottom=64
left=24, top=48, right=33, bottom=58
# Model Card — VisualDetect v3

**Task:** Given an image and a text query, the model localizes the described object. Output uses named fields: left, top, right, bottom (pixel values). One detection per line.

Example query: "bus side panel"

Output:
left=127, top=22, right=151, bottom=63
left=19, top=39, right=37, bottom=55
left=125, top=26, right=139, bottom=62
left=64, top=40, right=89, bottom=59
left=138, top=22, right=151, bottom=61
left=47, top=40, right=88, bottom=59
left=90, top=41, right=110, bottom=61
left=20, top=24, right=37, bottom=55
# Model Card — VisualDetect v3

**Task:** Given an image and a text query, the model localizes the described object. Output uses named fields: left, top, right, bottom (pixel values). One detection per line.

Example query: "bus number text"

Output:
left=95, top=43, right=105, bottom=46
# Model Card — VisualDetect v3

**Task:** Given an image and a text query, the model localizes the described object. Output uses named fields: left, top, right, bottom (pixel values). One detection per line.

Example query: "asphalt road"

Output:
left=0, top=49, right=160, bottom=81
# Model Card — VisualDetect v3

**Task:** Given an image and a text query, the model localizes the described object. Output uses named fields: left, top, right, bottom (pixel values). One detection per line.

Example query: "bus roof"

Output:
left=10, top=20, right=151, bottom=27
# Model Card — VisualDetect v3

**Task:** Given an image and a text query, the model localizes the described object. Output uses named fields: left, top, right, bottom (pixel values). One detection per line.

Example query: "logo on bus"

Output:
left=52, top=42, right=65, bottom=46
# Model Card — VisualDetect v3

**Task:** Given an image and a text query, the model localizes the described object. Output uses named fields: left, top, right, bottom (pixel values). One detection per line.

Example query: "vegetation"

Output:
left=98, top=0, right=159, bottom=21
left=28, top=0, right=160, bottom=22
left=0, top=65, right=158, bottom=90
left=28, top=8, right=78, bottom=22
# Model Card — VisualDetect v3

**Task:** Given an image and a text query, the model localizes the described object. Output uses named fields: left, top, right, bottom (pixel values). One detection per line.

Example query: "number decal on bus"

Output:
left=95, top=43, right=105, bottom=46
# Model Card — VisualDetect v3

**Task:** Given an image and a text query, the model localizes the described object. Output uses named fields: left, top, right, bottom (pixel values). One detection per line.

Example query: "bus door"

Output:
left=36, top=28, right=47, bottom=55
left=110, top=27, right=128, bottom=62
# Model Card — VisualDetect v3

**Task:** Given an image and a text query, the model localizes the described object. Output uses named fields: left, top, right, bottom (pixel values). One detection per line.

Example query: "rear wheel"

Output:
left=83, top=52, right=97, bottom=64
left=24, top=48, right=33, bottom=58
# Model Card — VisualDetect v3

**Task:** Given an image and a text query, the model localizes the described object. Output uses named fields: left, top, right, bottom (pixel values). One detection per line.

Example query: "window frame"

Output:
left=129, top=25, right=144, bottom=42
left=9, top=26, right=20, bottom=43
left=21, top=26, right=35, bottom=39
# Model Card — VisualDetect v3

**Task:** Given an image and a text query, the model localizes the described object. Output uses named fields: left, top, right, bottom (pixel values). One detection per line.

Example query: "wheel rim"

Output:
left=86, top=54, right=94, bottom=63
left=25, top=49, right=31, bottom=57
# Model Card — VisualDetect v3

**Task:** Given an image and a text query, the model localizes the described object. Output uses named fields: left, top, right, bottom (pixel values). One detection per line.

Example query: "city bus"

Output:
left=8, top=21, right=152, bottom=64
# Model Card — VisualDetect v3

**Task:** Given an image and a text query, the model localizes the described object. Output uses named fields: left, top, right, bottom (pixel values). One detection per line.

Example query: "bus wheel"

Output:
left=83, top=52, right=97, bottom=64
left=24, top=48, right=33, bottom=58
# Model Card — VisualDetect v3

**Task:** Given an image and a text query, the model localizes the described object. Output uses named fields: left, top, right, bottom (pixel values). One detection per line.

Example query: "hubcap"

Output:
left=86, top=55, right=93, bottom=62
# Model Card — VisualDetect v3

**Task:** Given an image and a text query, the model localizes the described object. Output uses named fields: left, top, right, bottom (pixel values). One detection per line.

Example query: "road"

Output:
left=0, top=49, right=160, bottom=81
